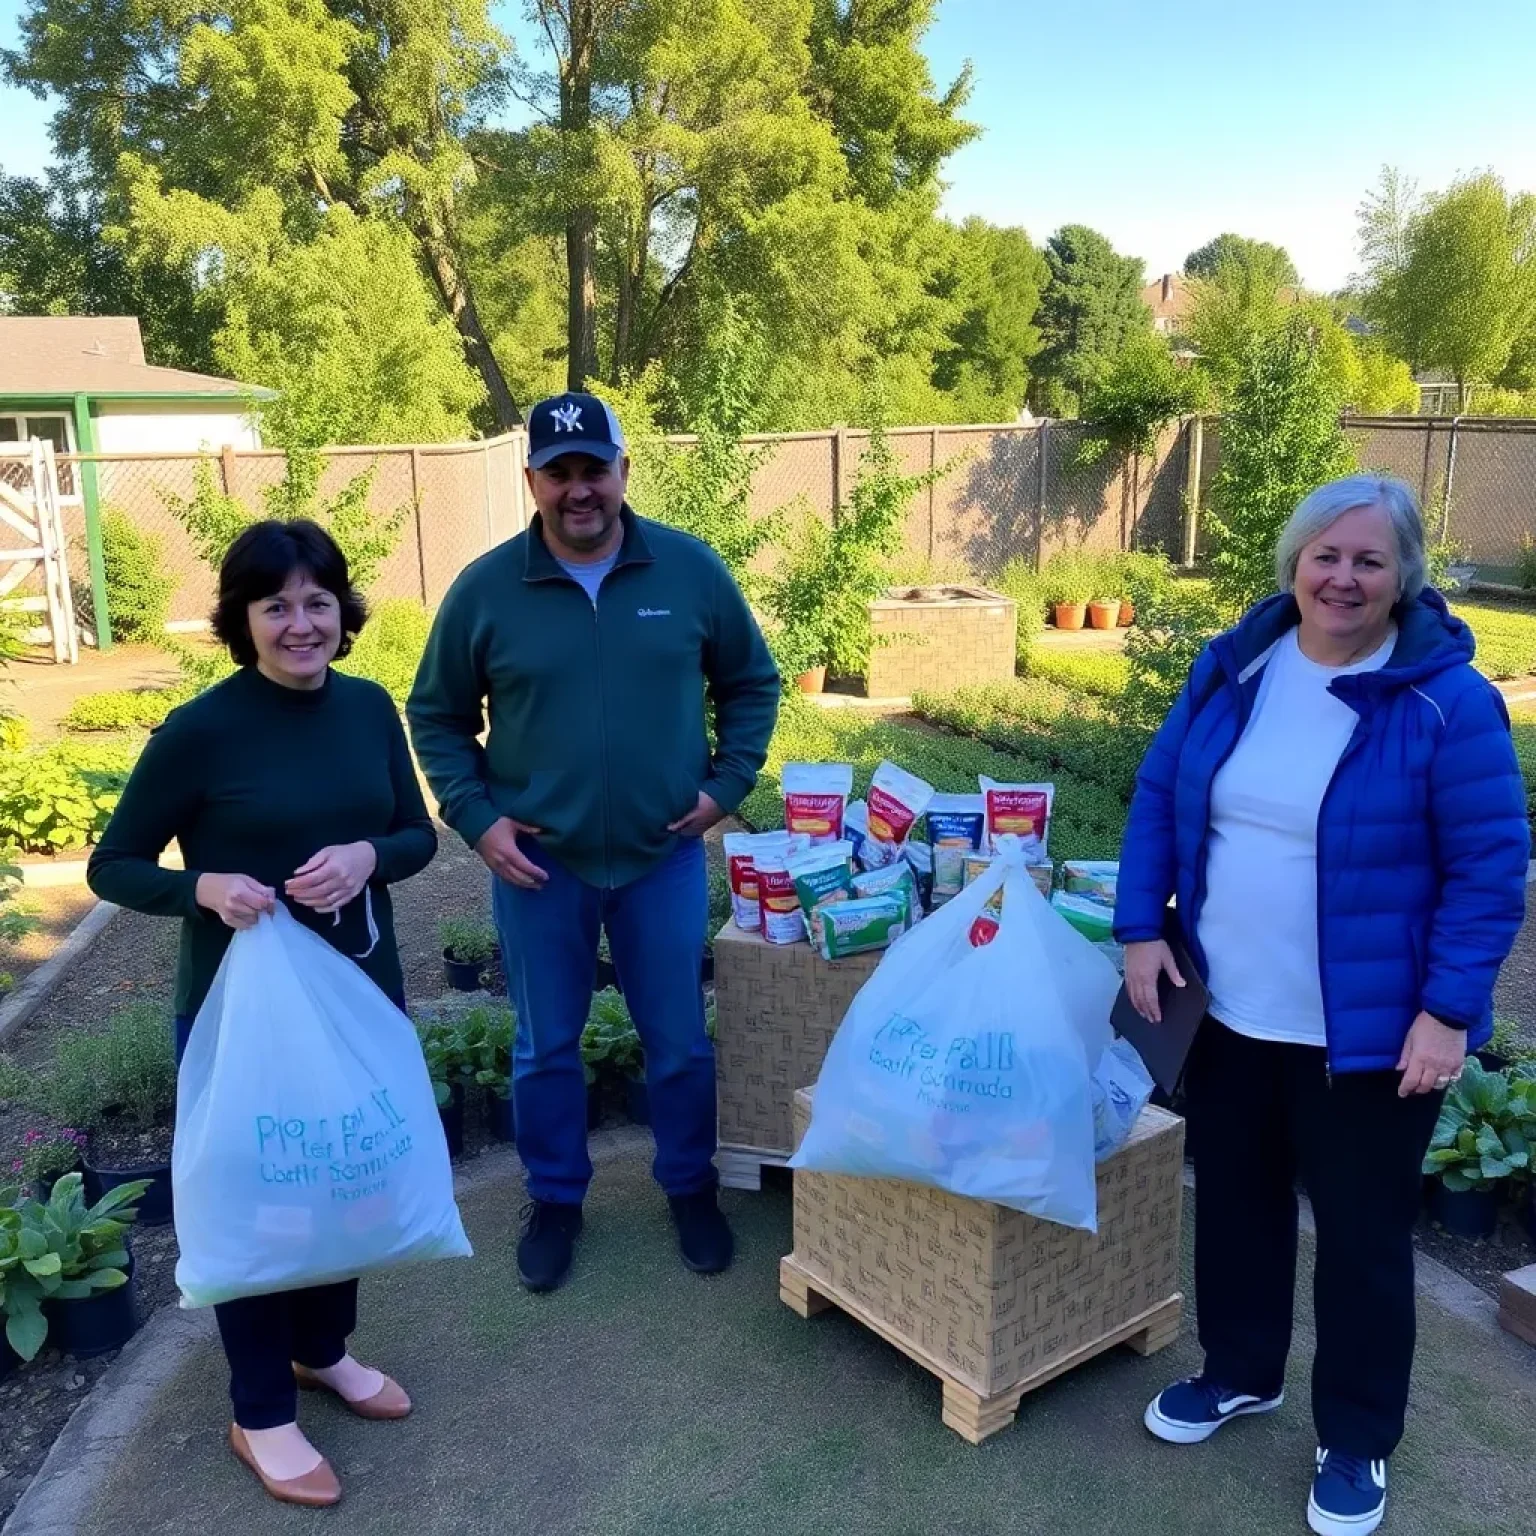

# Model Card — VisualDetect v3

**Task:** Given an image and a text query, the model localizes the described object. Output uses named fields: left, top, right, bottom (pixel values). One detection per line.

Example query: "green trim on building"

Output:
left=0, top=389, right=275, bottom=406
left=71, top=393, right=112, bottom=652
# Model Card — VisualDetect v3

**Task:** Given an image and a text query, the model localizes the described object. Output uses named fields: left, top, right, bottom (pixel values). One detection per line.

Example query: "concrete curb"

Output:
left=0, top=901, right=117, bottom=1048
left=0, top=1127, right=650, bottom=1536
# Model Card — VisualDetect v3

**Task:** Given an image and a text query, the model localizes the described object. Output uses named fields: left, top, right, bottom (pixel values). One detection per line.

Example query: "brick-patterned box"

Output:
left=1499, top=1262, right=1536, bottom=1347
left=864, top=585, right=1017, bottom=699
left=781, top=1089, right=1185, bottom=1442
left=712, top=921, right=880, bottom=1165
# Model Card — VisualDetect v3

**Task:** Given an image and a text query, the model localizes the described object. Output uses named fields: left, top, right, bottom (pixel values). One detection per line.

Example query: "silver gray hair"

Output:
left=1275, top=474, right=1427, bottom=600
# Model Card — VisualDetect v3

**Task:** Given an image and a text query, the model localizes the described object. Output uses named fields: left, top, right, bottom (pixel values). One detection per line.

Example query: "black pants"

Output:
left=1186, top=1019, right=1442, bottom=1459
left=175, top=995, right=402, bottom=1430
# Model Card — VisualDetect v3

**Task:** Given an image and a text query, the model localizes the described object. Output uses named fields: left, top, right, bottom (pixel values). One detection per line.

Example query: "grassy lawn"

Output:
left=1454, top=600, right=1536, bottom=681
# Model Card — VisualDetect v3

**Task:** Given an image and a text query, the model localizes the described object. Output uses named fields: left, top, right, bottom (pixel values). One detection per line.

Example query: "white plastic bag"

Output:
left=791, top=841, right=1119, bottom=1230
left=173, top=904, right=471, bottom=1307
left=1091, top=1037, right=1155, bottom=1161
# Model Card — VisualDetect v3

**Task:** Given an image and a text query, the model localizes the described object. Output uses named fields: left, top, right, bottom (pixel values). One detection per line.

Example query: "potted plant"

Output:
left=581, top=989, right=640, bottom=1128
left=2, top=1173, right=148, bottom=1362
left=458, top=1005, right=515, bottom=1143
left=1086, top=596, right=1120, bottom=631
left=763, top=512, right=839, bottom=694
left=416, top=1017, right=469, bottom=1159
left=1041, top=552, right=1096, bottom=630
left=439, top=916, right=499, bottom=992
left=1421, top=1060, right=1530, bottom=1239
left=11, top=1127, right=87, bottom=1202
left=23, top=1005, right=178, bottom=1226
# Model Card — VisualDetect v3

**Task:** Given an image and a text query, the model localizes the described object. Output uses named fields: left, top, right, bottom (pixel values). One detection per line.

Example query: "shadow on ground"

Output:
left=71, top=1146, right=1536, bottom=1536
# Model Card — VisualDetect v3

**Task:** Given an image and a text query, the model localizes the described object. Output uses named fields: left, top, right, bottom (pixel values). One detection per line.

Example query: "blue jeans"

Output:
left=491, top=836, right=716, bottom=1204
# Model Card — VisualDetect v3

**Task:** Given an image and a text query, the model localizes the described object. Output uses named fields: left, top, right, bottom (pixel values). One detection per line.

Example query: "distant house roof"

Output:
left=1142, top=273, right=1196, bottom=331
left=0, top=316, right=272, bottom=399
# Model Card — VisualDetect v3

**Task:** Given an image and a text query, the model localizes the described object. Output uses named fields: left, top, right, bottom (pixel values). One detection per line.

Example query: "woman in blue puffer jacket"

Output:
left=1116, top=474, right=1527, bottom=1536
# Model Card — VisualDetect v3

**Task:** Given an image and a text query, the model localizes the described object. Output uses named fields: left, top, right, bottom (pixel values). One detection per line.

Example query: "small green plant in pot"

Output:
left=1421, top=1059, right=1531, bottom=1238
left=457, top=1004, right=516, bottom=1142
left=10, top=1127, right=88, bottom=1201
left=1040, top=552, right=1098, bottom=630
left=439, top=916, right=499, bottom=992
left=414, top=1015, right=472, bottom=1158
left=1, top=1172, right=148, bottom=1362
left=582, top=989, right=644, bottom=1126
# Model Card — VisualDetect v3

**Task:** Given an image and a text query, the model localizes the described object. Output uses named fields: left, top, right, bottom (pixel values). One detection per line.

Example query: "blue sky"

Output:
left=2, top=0, right=1534, bottom=292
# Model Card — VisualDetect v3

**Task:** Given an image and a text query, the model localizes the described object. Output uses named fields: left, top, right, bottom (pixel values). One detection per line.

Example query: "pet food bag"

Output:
left=173, top=905, right=471, bottom=1307
left=980, top=777, right=1055, bottom=860
left=791, top=842, right=1119, bottom=1230
left=783, top=762, right=854, bottom=846
left=724, top=830, right=806, bottom=931
left=861, top=760, right=935, bottom=868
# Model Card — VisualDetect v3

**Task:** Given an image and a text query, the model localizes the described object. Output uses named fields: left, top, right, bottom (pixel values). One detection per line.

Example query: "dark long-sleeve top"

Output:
left=87, top=666, right=436, bottom=1019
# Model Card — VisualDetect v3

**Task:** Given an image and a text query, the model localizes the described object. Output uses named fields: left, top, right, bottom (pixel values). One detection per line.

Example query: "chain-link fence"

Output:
left=1344, top=417, right=1536, bottom=580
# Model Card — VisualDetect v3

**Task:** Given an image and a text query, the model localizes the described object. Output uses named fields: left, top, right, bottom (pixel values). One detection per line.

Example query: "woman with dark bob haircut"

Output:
left=88, top=518, right=436, bottom=1508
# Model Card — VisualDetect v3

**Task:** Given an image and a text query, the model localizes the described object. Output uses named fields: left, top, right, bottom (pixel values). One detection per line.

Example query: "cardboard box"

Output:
left=712, top=920, right=882, bottom=1155
left=781, top=1089, right=1185, bottom=1442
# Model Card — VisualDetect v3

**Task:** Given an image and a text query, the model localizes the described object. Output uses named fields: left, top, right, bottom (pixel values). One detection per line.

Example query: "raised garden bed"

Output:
left=864, top=586, right=1016, bottom=700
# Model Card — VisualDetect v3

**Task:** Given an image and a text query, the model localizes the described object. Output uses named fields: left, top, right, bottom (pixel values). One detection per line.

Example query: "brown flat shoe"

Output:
left=228, top=1424, right=341, bottom=1507
left=293, top=1363, right=413, bottom=1420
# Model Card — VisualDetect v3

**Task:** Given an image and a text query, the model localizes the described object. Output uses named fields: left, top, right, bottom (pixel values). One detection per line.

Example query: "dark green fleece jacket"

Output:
left=406, top=508, right=780, bottom=890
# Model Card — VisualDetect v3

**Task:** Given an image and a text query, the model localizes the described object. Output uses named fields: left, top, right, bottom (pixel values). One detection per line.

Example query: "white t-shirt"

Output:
left=1197, top=626, right=1397, bottom=1047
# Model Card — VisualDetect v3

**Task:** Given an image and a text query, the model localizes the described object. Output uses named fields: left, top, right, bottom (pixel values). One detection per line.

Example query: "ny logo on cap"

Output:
left=552, top=402, right=584, bottom=433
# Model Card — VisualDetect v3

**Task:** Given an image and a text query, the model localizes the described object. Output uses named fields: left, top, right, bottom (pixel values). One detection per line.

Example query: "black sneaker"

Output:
left=668, top=1189, right=734, bottom=1274
left=517, top=1200, right=583, bottom=1292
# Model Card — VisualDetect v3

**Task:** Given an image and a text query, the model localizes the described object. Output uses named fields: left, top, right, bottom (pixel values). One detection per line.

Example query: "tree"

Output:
left=4, top=0, right=526, bottom=427
left=1033, top=225, right=1149, bottom=414
left=1207, top=315, right=1357, bottom=610
left=930, top=218, right=1048, bottom=421
left=1353, top=165, right=1420, bottom=305
left=1363, top=171, right=1536, bottom=402
left=1081, top=331, right=1206, bottom=546
left=1184, top=232, right=1298, bottom=289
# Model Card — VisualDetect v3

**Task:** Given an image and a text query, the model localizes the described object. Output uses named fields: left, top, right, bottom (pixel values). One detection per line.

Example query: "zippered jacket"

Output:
left=407, top=507, right=780, bottom=890
left=1114, top=588, right=1529, bottom=1071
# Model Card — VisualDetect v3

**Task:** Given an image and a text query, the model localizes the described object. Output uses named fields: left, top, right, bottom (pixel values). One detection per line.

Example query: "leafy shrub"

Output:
left=1, top=861, right=37, bottom=947
left=1517, top=534, right=1536, bottom=592
left=63, top=687, right=179, bottom=733
left=994, top=558, right=1047, bottom=657
left=0, top=741, right=136, bottom=854
left=1114, top=550, right=1176, bottom=612
left=99, top=508, right=174, bottom=642
left=1422, top=1059, right=1535, bottom=1192
left=16, top=1003, right=177, bottom=1131
left=9, top=1126, right=87, bottom=1186
left=338, top=597, right=432, bottom=704
left=0, top=711, right=26, bottom=753
left=412, top=1003, right=515, bottom=1103
left=1025, top=647, right=1130, bottom=700
left=1122, top=580, right=1234, bottom=729
left=582, top=988, right=643, bottom=1081
left=1039, top=550, right=1101, bottom=607
left=439, top=916, right=498, bottom=966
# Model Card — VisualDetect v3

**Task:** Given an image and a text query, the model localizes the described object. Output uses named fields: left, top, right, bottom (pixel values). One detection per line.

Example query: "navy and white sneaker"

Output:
left=1308, top=1449, right=1387, bottom=1536
left=1143, top=1376, right=1284, bottom=1444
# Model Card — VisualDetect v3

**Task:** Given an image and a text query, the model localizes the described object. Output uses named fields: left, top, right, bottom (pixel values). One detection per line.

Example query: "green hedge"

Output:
left=1023, top=647, right=1131, bottom=700
left=62, top=687, right=180, bottom=733
left=1454, top=601, right=1536, bottom=681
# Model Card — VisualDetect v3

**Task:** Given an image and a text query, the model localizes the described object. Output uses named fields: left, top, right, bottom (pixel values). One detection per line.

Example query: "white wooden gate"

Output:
left=0, top=440, right=78, bottom=664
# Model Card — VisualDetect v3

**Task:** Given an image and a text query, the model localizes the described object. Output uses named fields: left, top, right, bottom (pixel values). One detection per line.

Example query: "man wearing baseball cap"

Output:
left=408, top=391, right=780, bottom=1292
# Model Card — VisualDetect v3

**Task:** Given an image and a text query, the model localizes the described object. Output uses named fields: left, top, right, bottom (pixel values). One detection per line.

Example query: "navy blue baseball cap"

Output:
left=526, top=391, right=628, bottom=470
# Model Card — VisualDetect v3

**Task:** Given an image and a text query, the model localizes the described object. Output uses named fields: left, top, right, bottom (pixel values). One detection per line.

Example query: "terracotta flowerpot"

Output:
left=1087, top=600, right=1118, bottom=631
left=1117, top=600, right=1134, bottom=627
left=795, top=666, right=827, bottom=695
left=1052, top=603, right=1087, bottom=631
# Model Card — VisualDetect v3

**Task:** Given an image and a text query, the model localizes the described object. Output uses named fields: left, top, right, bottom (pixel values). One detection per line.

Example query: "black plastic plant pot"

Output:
left=443, top=949, right=488, bottom=993
left=45, top=1253, right=137, bottom=1360
left=624, top=1076, right=650, bottom=1126
left=700, top=950, right=715, bottom=986
left=489, top=1092, right=516, bottom=1143
left=0, top=1336, right=19, bottom=1383
left=1474, top=1049, right=1510, bottom=1074
left=84, top=1158, right=173, bottom=1227
left=439, top=1083, right=466, bottom=1159
left=1429, top=1179, right=1501, bottom=1239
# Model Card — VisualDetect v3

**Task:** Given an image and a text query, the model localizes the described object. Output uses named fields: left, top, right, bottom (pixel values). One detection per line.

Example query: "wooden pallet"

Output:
left=779, top=1253, right=1183, bottom=1445
left=717, top=1144, right=791, bottom=1192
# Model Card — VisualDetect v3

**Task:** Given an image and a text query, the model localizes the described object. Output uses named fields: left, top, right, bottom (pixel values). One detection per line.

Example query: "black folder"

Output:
left=1111, top=914, right=1208, bottom=1096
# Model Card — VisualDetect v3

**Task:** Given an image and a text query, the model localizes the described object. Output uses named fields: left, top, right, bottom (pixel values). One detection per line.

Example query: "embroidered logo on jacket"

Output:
left=637, top=608, right=671, bottom=618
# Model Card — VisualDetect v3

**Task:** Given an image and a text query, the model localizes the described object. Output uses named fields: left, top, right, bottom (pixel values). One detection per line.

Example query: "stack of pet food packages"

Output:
left=724, top=761, right=1120, bottom=965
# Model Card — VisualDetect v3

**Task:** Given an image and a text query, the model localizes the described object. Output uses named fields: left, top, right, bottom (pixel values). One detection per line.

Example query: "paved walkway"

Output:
left=10, top=1136, right=1534, bottom=1536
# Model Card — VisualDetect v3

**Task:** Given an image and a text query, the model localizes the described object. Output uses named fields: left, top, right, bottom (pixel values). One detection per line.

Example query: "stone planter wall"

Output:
left=864, top=586, right=1017, bottom=699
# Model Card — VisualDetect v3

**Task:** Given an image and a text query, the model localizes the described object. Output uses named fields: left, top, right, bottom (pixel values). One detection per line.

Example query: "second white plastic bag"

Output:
left=791, top=841, right=1119, bottom=1230
left=173, top=904, right=472, bottom=1307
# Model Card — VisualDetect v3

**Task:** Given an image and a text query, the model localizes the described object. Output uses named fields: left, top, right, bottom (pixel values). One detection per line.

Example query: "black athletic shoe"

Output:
left=668, top=1189, right=734, bottom=1274
left=517, top=1200, right=583, bottom=1292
